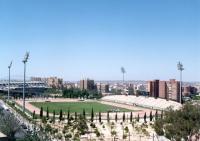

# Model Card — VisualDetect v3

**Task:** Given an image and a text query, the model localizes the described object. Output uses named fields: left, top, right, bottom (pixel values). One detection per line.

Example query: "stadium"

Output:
left=16, top=94, right=182, bottom=119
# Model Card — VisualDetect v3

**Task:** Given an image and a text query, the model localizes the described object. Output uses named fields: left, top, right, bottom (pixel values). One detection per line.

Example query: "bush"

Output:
left=42, top=117, right=47, bottom=124
left=56, top=133, right=62, bottom=140
left=95, top=129, right=100, bottom=137
left=90, top=123, right=96, bottom=128
left=65, top=133, right=72, bottom=139
left=52, top=128, right=58, bottom=134
left=45, top=124, right=52, bottom=133
left=154, top=119, right=164, bottom=136
left=124, top=126, right=129, bottom=133
left=123, top=134, right=127, bottom=139
left=111, top=130, right=117, bottom=136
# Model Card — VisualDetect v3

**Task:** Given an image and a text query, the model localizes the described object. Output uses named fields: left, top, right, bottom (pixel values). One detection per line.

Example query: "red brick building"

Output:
left=148, top=79, right=180, bottom=102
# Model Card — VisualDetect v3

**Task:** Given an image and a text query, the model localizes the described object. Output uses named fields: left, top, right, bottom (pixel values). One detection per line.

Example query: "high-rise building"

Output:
left=152, top=80, right=159, bottom=98
left=147, top=81, right=153, bottom=95
left=159, top=81, right=168, bottom=99
left=148, top=79, right=180, bottom=102
left=97, top=83, right=109, bottom=93
left=167, top=79, right=180, bottom=102
left=80, top=79, right=95, bottom=90
left=148, top=80, right=159, bottom=98
left=183, top=86, right=198, bottom=96
left=47, top=77, right=63, bottom=89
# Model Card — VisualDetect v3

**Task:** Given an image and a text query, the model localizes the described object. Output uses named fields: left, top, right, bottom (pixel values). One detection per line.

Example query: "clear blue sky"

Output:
left=0, top=0, right=199, bottom=81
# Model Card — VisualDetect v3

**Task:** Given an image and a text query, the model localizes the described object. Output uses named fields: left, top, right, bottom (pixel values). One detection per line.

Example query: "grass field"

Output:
left=30, top=101, right=131, bottom=114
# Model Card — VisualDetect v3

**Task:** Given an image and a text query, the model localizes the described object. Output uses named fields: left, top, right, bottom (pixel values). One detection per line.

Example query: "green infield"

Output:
left=30, top=101, right=131, bottom=114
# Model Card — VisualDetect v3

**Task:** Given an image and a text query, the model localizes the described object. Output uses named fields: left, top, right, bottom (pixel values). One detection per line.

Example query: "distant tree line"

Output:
left=62, top=88, right=102, bottom=99
left=44, top=88, right=62, bottom=95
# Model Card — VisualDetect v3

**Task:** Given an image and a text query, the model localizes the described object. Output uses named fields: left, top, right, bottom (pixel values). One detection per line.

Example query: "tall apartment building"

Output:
left=80, top=79, right=95, bottom=90
left=159, top=81, right=168, bottom=99
left=183, top=86, right=197, bottom=96
left=47, top=77, right=63, bottom=89
left=97, top=83, right=109, bottom=93
left=147, top=81, right=153, bottom=95
left=148, top=79, right=180, bottom=102
left=167, top=79, right=180, bottom=102
left=148, top=80, right=159, bottom=98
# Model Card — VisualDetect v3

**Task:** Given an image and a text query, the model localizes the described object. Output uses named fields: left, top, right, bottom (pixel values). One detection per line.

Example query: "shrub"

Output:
left=111, top=130, right=117, bottom=136
left=65, top=133, right=72, bottom=139
left=124, top=126, right=129, bottom=133
left=123, top=134, right=127, bottom=139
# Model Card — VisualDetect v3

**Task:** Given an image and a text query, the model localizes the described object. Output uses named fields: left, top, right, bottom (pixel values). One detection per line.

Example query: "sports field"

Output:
left=30, top=101, right=131, bottom=114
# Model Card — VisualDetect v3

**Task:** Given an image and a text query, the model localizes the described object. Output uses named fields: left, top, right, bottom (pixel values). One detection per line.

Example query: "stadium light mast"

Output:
left=22, top=52, right=29, bottom=113
left=121, top=67, right=126, bottom=83
left=8, top=61, right=12, bottom=101
left=177, top=61, right=184, bottom=104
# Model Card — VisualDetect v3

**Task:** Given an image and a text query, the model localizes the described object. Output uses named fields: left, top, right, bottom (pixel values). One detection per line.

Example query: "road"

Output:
left=0, top=99, right=35, bottom=139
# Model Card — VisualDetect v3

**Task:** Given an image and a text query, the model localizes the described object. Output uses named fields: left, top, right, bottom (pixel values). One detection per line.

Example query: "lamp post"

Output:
left=8, top=61, right=12, bottom=101
left=22, top=52, right=29, bottom=113
left=177, top=61, right=184, bottom=104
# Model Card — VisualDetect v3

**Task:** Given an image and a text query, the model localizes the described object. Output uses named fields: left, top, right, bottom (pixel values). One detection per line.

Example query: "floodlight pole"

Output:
left=8, top=62, right=12, bottom=100
left=177, top=62, right=184, bottom=104
left=123, top=73, right=124, bottom=83
left=23, top=52, right=29, bottom=113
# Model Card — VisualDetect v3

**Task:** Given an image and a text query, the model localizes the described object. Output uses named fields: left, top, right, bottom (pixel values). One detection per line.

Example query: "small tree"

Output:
left=130, top=112, right=133, bottom=122
left=83, top=109, right=86, bottom=119
left=161, top=110, right=163, bottom=119
left=33, top=110, right=35, bottom=119
left=75, top=112, right=77, bottom=121
left=91, top=108, right=94, bottom=122
left=67, top=108, right=70, bottom=123
left=115, top=112, right=118, bottom=123
left=99, top=112, right=101, bottom=123
left=46, top=107, right=49, bottom=119
left=40, top=107, right=43, bottom=118
left=107, top=111, right=110, bottom=123
left=59, top=109, right=63, bottom=121
left=123, top=112, right=125, bottom=122
left=144, top=112, right=147, bottom=123
left=137, top=114, right=140, bottom=122
left=155, top=110, right=158, bottom=121
left=150, top=111, right=153, bottom=122
left=53, top=110, right=56, bottom=123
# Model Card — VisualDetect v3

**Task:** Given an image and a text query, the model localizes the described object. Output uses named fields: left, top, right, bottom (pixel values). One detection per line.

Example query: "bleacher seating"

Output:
left=101, top=95, right=182, bottom=110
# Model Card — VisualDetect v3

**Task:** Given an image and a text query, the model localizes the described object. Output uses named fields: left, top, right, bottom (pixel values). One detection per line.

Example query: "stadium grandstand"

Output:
left=101, top=95, right=182, bottom=110
left=0, top=80, right=49, bottom=97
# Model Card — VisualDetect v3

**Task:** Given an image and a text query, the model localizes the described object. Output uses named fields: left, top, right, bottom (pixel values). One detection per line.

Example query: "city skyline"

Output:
left=0, top=0, right=199, bottom=81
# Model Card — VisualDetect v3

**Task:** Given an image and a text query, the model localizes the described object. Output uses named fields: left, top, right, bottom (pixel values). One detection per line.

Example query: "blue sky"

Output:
left=0, top=0, right=199, bottom=81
